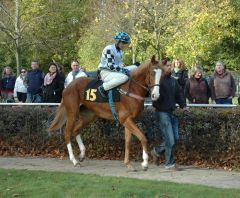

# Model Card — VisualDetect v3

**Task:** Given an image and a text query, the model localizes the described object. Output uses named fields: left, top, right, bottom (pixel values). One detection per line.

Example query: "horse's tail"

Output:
left=48, top=102, right=66, bottom=132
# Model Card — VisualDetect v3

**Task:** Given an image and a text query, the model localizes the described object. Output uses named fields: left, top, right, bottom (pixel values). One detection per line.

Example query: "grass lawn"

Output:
left=0, top=168, right=239, bottom=198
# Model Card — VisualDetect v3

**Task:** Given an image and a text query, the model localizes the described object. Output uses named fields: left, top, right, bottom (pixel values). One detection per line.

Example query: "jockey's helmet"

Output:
left=114, top=32, right=131, bottom=44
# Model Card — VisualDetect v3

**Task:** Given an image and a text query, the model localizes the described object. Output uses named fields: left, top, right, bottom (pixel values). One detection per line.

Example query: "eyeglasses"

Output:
left=21, top=71, right=26, bottom=73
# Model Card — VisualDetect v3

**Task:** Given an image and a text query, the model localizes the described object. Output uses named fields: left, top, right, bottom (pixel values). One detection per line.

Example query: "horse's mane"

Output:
left=131, top=61, right=150, bottom=78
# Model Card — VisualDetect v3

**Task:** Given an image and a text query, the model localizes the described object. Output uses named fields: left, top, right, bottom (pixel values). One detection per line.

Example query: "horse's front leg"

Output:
left=124, top=118, right=148, bottom=171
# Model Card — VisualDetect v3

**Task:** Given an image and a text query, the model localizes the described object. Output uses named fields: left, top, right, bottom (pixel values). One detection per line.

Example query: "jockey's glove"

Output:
left=110, top=65, right=121, bottom=72
left=133, top=62, right=141, bottom=66
left=120, top=68, right=130, bottom=76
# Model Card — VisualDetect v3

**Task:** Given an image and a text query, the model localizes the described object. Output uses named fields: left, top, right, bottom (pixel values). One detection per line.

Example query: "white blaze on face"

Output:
left=151, top=68, right=161, bottom=101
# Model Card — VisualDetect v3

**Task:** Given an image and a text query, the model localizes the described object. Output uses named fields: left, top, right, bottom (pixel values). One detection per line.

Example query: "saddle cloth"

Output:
left=84, top=79, right=121, bottom=103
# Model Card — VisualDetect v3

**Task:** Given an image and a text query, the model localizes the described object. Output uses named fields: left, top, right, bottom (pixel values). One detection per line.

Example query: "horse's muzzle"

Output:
left=151, top=93, right=160, bottom=101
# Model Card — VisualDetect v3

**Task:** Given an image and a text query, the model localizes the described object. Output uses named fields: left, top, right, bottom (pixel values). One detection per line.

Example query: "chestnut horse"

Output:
left=49, top=56, right=162, bottom=171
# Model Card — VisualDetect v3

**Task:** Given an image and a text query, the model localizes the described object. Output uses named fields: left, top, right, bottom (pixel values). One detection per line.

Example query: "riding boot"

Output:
left=98, top=85, right=108, bottom=98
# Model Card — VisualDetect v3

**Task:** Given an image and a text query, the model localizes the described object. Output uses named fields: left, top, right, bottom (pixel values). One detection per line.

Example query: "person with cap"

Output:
left=97, top=31, right=138, bottom=98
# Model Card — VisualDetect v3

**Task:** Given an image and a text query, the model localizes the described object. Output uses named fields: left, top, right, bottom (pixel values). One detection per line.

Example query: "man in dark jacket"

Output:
left=151, top=59, right=188, bottom=170
left=26, top=60, right=44, bottom=103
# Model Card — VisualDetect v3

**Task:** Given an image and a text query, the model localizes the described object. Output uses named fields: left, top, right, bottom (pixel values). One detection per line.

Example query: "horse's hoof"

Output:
left=79, top=157, right=85, bottom=162
left=127, top=164, right=137, bottom=172
left=74, top=162, right=81, bottom=167
left=141, top=162, right=148, bottom=171
left=72, top=160, right=81, bottom=167
left=142, top=166, right=148, bottom=171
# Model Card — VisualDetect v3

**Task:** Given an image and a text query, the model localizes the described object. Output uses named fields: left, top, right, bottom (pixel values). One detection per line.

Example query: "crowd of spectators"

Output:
left=0, top=59, right=239, bottom=104
left=0, top=60, right=87, bottom=103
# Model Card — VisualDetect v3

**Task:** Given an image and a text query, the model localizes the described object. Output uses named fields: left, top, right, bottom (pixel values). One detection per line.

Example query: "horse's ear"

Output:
left=151, top=55, right=157, bottom=64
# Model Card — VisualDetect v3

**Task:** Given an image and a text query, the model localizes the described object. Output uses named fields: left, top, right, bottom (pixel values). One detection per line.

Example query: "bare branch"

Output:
left=0, top=21, right=15, bottom=39
left=141, top=4, right=154, bottom=19
left=20, top=13, right=49, bottom=33
left=0, top=1, right=15, bottom=23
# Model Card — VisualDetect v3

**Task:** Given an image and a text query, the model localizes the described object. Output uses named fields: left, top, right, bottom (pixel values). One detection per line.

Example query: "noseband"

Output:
left=130, top=78, right=160, bottom=92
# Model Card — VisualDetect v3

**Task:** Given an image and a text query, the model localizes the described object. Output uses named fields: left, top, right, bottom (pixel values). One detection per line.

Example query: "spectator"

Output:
left=171, top=59, right=188, bottom=93
left=1, top=66, right=16, bottom=102
left=56, top=63, right=65, bottom=100
left=13, top=68, right=28, bottom=103
left=26, top=60, right=45, bottom=103
left=42, top=63, right=64, bottom=103
left=151, top=59, right=188, bottom=170
left=185, top=66, right=210, bottom=104
left=64, top=60, right=87, bottom=87
left=209, top=61, right=236, bottom=104
left=56, top=63, right=65, bottom=84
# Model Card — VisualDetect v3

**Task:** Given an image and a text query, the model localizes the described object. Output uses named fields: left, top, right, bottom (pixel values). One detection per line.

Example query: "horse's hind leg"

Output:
left=65, top=118, right=79, bottom=166
left=64, top=102, right=80, bottom=166
left=124, top=128, right=136, bottom=171
left=124, top=117, right=148, bottom=171
left=73, top=108, right=96, bottom=162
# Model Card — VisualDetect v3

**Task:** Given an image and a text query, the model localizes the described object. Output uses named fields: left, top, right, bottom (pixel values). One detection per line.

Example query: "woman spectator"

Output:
left=185, top=66, right=210, bottom=104
left=209, top=61, right=236, bottom=104
left=13, top=68, right=28, bottom=102
left=171, top=59, right=188, bottom=93
left=42, top=63, right=64, bottom=103
left=1, top=66, right=16, bottom=102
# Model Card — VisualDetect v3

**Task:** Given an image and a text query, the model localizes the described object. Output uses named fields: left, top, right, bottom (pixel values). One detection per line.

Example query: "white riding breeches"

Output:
left=100, top=65, right=138, bottom=91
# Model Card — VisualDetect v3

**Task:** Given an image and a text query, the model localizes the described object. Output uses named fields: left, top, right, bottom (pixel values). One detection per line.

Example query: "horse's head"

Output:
left=146, top=55, right=162, bottom=101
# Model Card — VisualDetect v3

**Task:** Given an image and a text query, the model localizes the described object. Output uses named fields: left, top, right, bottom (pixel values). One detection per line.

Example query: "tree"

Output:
left=166, top=0, right=236, bottom=70
left=0, top=0, right=22, bottom=74
left=0, top=0, right=94, bottom=73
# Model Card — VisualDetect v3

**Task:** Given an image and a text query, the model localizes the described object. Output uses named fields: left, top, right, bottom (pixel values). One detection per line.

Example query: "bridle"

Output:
left=132, top=62, right=161, bottom=91
left=118, top=63, right=161, bottom=101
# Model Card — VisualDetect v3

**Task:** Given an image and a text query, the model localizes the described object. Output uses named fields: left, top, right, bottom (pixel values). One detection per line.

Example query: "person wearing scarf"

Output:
left=42, top=63, right=64, bottom=103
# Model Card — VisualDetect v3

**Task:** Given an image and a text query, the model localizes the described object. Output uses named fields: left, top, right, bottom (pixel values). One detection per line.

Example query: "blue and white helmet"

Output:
left=114, top=32, right=131, bottom=44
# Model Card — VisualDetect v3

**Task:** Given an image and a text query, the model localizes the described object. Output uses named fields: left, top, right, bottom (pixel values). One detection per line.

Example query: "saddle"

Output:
left=84, top=79, right=121, bottom=103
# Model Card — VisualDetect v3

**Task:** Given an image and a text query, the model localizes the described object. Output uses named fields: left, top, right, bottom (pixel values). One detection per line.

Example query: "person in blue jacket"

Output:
left=1, top=66, right=16, bottom=102
left=26, top=60, right=45, bottom=103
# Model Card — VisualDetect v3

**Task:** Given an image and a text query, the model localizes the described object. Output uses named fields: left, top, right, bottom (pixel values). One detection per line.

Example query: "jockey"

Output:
left=98, top=31, right=138, bottom=98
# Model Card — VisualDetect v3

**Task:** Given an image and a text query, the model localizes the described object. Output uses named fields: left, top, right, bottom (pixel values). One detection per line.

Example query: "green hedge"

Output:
left=0, top=106, right=240, bottom=169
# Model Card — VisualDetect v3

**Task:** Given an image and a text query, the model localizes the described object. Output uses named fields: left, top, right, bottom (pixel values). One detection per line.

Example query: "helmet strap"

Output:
left=116, top=41, right=121, bottom=51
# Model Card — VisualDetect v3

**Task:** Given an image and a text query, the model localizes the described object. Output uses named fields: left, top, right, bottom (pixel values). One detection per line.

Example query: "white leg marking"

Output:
left=151, top=69, right=162, bottom=101
left=76, top=134, right=86, bottom=160
left=141, top=150, right=149, bottom=168
left=67, top=142, right=78, bottom=166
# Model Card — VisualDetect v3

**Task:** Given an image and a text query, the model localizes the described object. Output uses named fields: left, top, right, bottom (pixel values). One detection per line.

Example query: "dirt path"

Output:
left=0, top=156, right=239, bottom=189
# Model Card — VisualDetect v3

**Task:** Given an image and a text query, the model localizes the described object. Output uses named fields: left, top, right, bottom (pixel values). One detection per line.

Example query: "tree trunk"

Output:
left=15, top=0, right=21, bottom=75
left=15, top=40, right=20, bottom=76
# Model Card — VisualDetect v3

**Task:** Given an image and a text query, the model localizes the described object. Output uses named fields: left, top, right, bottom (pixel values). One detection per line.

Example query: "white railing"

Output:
left=144, top=103, right=238, bottom=108
left=0, top=103, right=60, bottom=106
left=0, top=102, right=238, bottom=108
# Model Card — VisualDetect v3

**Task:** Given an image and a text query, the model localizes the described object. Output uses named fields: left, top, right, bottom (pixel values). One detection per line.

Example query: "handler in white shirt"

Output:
left=64, top=60, right=88, bottom=87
